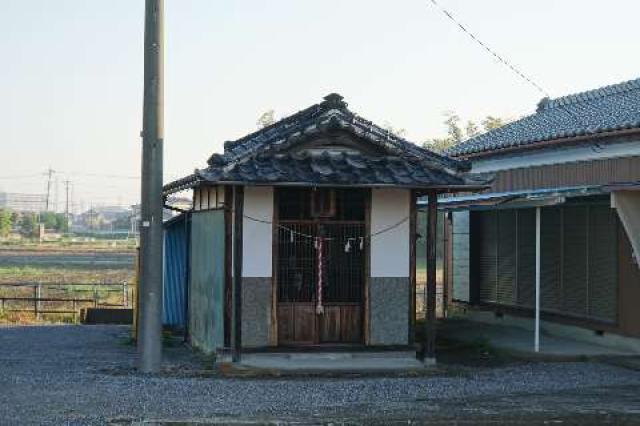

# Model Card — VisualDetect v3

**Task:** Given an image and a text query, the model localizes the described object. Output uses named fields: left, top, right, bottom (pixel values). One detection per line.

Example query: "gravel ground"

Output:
left=1, top=325, right=640, bottom=425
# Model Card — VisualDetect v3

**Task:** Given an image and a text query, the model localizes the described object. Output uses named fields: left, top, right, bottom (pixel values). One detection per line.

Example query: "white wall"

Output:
left=193, top=186, right=225, bottom=210
left=370, top=188, right=410, bottom=277
left=242, top=186, right=273, bottom=277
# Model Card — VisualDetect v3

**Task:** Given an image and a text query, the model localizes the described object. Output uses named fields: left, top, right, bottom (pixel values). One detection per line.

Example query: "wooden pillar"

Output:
left=224, top=186, right=233, bottom=348
left=408, top=190, right=417, bottom=345
left=232, top=186, right=244, bottom=362
left=423, top=191, right=438, bottom=362
left=534, top=206, right=541, bottom=353
left=443, top=212, right=452, bottom=318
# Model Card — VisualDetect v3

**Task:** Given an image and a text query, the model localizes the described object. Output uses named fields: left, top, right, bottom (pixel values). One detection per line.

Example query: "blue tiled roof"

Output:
left=448, top=77, right=640, bottom=157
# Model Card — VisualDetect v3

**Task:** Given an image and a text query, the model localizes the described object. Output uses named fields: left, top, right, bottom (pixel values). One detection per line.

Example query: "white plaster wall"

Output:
left=370, top=188, right=410, bottom=277
left=193, top=186, right=225, bottom=210
left=193, top=187, right=201, bottom=210
left=242, top=186, right=273, bottom=277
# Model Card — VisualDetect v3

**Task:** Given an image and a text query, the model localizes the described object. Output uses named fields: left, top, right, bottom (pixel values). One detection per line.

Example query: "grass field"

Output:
left=0, top=240, right=136, bottom=324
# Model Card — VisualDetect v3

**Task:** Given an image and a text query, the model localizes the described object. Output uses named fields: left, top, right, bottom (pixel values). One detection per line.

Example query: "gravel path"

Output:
left=1, top=325, right=640, bottom=425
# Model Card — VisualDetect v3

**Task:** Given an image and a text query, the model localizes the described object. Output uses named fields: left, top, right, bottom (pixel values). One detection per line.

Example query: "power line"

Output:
left=428, top=0, right=549, bottom=97
left=0, top=173, right=44, bottom=180
left=66, top=172, right=140, bottom=180
left=0, top=171, right=140, bottom=180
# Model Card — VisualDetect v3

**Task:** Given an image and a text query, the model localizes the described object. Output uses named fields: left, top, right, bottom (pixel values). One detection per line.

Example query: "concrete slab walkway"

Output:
left=239, top=350, right=424, bottom=372
left=441, top=319, right=638, bottom=358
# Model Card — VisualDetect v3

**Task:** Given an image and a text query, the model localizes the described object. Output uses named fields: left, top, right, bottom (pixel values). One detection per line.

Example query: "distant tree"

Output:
left=481, top=115, right=505, bottom=132
left=423, top=111, right=463, bottom=153
left=0, top=209, right=12, bottom=238
left=256, top=110, right=275, bottom=128
left=443, top=112, right=463, bottom=144
left=425, top=137, right=457, bottom=153
left=111, top=215, right=131, bottom=231
left=423, top=112, right=510, bottom=153
left=465, top=120, right=480, bottom=138
left=55, top=214, right=69, bottom=233
left=382, top=122, right=407, bottom=138
left=20, top=213, right=37, bottom=237
left=39, top=211, right=58, bottom=230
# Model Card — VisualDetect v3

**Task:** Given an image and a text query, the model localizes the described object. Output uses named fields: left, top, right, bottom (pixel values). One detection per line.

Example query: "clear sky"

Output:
left=2, top=0, right=639, bottom=211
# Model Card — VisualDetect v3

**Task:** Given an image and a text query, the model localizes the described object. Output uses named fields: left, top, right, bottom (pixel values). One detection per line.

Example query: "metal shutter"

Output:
left=587, top=205, right=617, bottom=322
left=477, top=211, right=498, bottom=303
left=540, top=207, right=563, bottom=312
left=517, top=209, right=536, bottom=308
left=497, top=210, right=517, bottom=305
left=562, top=205, right=589, bottom=317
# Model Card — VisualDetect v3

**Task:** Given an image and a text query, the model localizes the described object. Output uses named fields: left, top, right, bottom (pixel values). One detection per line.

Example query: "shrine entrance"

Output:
left=275, top=187, right=367, bottom=346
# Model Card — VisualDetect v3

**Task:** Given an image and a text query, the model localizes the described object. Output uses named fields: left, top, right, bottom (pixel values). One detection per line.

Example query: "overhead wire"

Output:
left=428, top=0, right=550, bottom=97
left=242, top=213, right=411, bottom=244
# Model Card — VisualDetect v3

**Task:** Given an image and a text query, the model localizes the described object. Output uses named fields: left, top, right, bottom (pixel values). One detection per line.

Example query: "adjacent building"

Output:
left=0, top=192, right=46, bottom=212
left=442, top=77, right=640, bottom=345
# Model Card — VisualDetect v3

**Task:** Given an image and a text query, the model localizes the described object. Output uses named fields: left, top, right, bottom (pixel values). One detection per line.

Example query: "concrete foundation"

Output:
left=369, top=277, right=409, bottom=345
left=239, top=351, right=423, bottom=372
left=456, top=309, right=640, bottom=353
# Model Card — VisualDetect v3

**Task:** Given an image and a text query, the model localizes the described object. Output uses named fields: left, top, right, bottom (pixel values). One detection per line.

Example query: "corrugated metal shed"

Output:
left=163, top=214, right=189, bottom=328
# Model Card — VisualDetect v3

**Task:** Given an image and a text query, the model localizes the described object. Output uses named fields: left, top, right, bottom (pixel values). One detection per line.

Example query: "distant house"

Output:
left=0, top=192, right=46, bottom=212
left=441, top=77, right=640, bottom=346
left=162, top=94, right=487, bottom=356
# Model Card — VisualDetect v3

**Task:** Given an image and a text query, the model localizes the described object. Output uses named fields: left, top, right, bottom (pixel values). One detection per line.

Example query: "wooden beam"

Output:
left=232, top=185, right=244, bottom=362
left=423, top=191, right=438, bottom=362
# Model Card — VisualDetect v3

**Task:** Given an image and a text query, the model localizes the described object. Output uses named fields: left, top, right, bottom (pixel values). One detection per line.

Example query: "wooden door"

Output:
left=275, top=188, right=367, bottom=346
left=276, top=221, right=365, bottom=345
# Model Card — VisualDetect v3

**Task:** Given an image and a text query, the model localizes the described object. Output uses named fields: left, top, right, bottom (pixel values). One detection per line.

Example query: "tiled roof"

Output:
left=164, top=94, right=490, bottom=193
left=210, top=93, right=464, bottom=171
left=196, top=151, right=485, bottom=189
left=448, top=77, right=640, bottom=157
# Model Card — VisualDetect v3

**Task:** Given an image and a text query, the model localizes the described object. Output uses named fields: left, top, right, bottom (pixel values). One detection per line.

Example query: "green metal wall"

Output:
left=189, top=209, right=225, bottom=354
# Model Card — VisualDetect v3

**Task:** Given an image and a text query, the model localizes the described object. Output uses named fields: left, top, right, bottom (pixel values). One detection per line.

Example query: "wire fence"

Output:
left=0, top=282, right=131, bottom=322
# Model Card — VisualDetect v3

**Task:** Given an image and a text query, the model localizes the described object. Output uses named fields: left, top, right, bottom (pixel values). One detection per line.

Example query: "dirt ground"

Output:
left=1, top=325, right=640, bottom=425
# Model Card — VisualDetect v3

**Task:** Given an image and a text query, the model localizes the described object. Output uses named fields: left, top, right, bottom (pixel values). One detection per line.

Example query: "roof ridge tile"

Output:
left=543, top=76, right=640, bottom=110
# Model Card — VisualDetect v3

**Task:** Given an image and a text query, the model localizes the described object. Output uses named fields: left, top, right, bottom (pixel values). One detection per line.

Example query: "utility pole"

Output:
left=65, top=180, right=71, bottom=231
left=45, top=167, right=55, bottom=211
left=54, top=177, right=60, bottom=213
left=138, top=0, right=164, bottom=373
